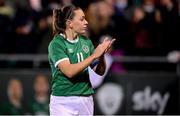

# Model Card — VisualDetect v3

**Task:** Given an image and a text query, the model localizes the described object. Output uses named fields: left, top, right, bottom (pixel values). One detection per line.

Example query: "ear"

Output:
left=66, top=20, right=73, bottom=29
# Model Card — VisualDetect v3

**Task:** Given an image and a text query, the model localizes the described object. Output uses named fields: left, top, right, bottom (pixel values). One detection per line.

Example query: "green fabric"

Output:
left=28, top=98, right=49, bottom=115
left=0, top=101, right=26, bottom=115
left=48, top=34, right=95, bottom=96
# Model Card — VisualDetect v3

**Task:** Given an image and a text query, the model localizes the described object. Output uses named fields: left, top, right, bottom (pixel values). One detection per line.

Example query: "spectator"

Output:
left=85, top=0, right=115, bottom=45
left=128, top=7, right=145, bottom=55
left=112, top=0, right=131, bottom=51
left=0, top=0, right=14, bottom=53
left=0, top=78, right=26, bottom=115
left=27, top=74, right=49, bottom=115
left=11, top=1, right=38, bottom=54
left=158, top=0, right=179, bottom=54
left=37, top=10, right=53, bottom=53
left=128, top=4, right=161, bottom=56
left=142, top=0, right=161, bottom=42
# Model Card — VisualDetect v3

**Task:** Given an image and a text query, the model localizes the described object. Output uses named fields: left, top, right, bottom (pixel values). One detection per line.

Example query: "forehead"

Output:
left=74, top=9, right=85, bottom=18
left=9, top=80, right=21, bottom=87
left=36, top=76, right=47, bottom=83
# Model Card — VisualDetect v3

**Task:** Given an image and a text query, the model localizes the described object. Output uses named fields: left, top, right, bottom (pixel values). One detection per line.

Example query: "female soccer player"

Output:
left=48, top=5, right=115, bottom=115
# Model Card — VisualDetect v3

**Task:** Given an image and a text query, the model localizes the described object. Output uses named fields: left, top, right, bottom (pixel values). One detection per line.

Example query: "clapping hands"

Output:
left=93, top=37, right=116, bottom=59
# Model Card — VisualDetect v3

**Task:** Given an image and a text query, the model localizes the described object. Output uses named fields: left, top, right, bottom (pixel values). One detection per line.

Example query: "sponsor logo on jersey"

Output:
left=68, top=48, right=74, bottom=53
left=82, top=45, right=89, bottom=53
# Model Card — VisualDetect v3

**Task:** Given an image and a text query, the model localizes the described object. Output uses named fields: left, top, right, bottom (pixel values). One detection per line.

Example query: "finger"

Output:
left=108, top=39, right=116, bottom=47
left=104, top=38, right=115, bottom=47
left=102, top=37, right=112, bottom=44
left=111, top=39, right=116, bottom=43
left=109, top=39, right=116, bottom=46
left=103, top=37, right=110, bottom=42
left=104, top=39, right=116, bottom=52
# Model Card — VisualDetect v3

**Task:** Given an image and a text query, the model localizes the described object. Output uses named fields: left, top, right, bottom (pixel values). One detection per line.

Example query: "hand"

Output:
left=104, top=38, right=116, bottom=53
left=93, top=37, right=114, bottom=59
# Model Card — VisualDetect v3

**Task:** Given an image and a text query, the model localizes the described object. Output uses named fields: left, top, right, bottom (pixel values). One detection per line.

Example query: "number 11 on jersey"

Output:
left=77, top=52, right=84, bottom=62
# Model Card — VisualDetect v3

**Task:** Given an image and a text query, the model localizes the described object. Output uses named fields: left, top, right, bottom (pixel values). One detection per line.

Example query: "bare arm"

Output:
left=93, top=55, right=106, bottom=76
left=93, top=38, right=116, bottom=76
left=57, top=54, right=96, bottom=78
left=57, top=40, right=111, bottom=78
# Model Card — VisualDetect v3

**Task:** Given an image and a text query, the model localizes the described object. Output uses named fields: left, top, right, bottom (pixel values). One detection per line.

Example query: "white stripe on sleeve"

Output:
left=55, top=58, right=69, bottom=67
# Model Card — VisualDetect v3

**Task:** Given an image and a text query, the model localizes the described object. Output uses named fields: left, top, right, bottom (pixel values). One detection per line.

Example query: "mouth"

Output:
left=84, top=26, right=88, bottom=30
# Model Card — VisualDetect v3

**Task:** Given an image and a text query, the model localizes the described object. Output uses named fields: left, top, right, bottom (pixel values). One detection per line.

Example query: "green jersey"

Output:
left=27, top=98, right=49, bottom=115
left=48, top=34, right=95, bottom=96
left=0, top=101, right=26, bottom=115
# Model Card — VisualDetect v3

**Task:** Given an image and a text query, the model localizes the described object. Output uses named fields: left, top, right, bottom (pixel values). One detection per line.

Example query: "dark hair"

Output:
left=52, top=5, right=80, bottom=37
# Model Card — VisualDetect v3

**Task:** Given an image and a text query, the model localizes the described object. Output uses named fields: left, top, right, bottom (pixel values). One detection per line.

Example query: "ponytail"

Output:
left=52, top=5, right=81, bottom=37
left=52, top=8, right=65, bottom=37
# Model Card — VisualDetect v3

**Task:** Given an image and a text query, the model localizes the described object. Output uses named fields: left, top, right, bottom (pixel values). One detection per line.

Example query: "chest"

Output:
left=64, top=41, right=91, bottom=63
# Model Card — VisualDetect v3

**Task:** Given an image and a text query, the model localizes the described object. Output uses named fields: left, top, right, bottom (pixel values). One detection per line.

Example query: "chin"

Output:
left=78, top=31, right=85, bottom=35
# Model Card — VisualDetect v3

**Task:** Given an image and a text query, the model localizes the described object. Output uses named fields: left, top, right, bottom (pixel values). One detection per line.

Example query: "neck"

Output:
left=9, top=96, right=21, bottom=108
left=36, top=93, right=47, bottom=98
left=35, top=94, right=48, bottom=103
left=65, top=29, right=77, bottom=40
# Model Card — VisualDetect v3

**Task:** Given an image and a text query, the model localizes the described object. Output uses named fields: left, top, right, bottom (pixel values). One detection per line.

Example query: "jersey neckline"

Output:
left=59, top=33, right=79, bottom=43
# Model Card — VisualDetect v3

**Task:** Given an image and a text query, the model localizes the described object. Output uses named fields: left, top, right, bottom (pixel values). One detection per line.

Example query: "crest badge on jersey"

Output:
left=82, top=45, right=89, bottom=53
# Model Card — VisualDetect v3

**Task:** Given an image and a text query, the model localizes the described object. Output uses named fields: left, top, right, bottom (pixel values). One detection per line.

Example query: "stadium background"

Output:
left=0, top=0, right=180, bottom=115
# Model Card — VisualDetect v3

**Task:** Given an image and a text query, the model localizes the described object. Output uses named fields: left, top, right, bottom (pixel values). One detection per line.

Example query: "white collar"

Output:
left=60, top=33, right=79, bottom=43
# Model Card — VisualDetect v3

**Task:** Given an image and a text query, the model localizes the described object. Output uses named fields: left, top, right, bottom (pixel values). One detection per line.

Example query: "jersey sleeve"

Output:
left=48, top=40, right=69, bottom=68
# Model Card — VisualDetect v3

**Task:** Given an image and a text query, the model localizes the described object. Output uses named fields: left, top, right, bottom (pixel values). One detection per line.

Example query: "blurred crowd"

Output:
left=0, top=0, right=180, bottom=56
left=0, top=0, right=180, bottom=115
left=0, top=74, right=50, bottom=115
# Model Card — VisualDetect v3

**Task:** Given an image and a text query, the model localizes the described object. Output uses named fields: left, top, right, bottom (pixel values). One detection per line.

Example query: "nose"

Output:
left=85, top=19, right=88, bottom=25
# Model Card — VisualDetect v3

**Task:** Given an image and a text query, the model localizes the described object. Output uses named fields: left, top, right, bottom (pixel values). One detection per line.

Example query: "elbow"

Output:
left=57, top=64, right=76, bottom=78
left=96, top=71, right=105, bottom=76
left=97, top=72, right=104, bottom=76
left=65, top=72, right=75, bottom=78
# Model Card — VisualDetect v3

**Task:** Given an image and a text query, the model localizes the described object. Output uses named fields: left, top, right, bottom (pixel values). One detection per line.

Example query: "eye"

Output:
left=80, top=16, right=86, bottom=21
left=80, top=18, right=84, bottom=21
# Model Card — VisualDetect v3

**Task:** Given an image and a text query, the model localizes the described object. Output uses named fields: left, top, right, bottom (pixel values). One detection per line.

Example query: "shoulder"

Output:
left=48, top=35, right=66, bottom=49
left=79, top=34, right=92, bottom=43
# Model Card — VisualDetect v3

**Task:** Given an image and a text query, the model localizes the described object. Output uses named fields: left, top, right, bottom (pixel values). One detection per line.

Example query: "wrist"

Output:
left=99, top=54, right=105, bottom=59
left=91, top=54, right=97, bottom=60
